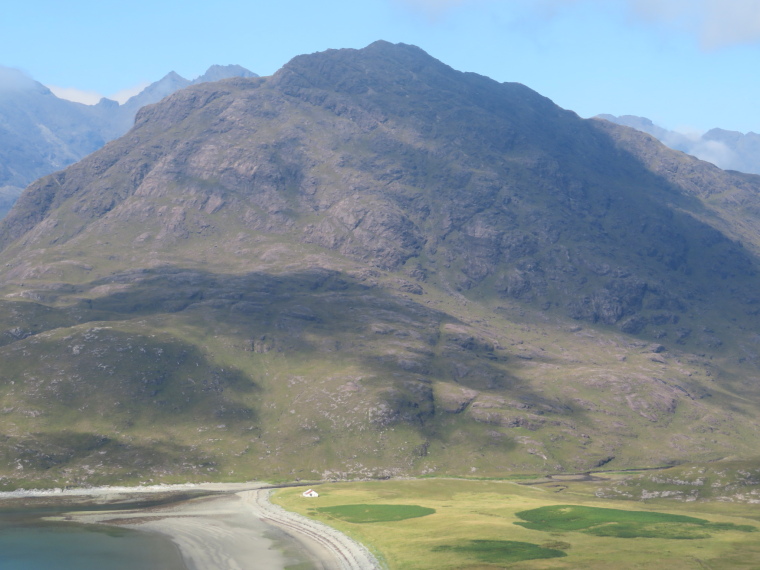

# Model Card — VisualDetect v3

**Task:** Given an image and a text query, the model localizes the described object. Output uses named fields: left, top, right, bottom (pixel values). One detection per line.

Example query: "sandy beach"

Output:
left=7, top=482, right=382, bottom=570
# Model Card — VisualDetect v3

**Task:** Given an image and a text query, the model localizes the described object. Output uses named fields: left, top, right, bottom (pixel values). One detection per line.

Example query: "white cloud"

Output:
left=108, top=82, right=150, bottom=104
left=625, top=0, right=760, bottom=48
left=47, top=85, right=105, bottom=105
left=559, top=0, right=760, bottom=48
left=402, top=0, right=469, bottom=9
left=661, top=127, right=740, bottom=170
left=701, top=0, right=760, bottom=48
left=393, top=0, right=480, bottom=19
left=689, top=139, right=740, bottom=169
left=47, top=81, right=151, bottom=105
left=394, top=0, right=760, bottom=48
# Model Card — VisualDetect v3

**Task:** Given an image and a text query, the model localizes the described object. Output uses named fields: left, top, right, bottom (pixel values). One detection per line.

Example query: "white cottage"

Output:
left=302, top=488, right=319, bottom=497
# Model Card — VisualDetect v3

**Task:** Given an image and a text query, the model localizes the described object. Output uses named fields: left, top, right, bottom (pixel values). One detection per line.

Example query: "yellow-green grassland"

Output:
left=273, top=476, right=760, bottom=569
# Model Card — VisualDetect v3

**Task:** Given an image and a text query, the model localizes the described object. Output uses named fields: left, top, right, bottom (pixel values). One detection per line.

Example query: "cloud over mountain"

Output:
left=46, top=85, right=106, bottom=105
left=397, top=0, right=760, bottom=48
left=629, top=0, right=760, bottom=48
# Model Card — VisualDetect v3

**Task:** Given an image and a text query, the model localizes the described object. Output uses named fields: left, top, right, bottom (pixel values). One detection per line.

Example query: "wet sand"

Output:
left=5, top=483, right=381, bottom=570
left=242, top=489, right=380, bottom=569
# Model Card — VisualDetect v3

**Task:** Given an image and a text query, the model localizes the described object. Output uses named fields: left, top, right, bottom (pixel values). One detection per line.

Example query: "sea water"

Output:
left=0, top=505, right=188, bottom=570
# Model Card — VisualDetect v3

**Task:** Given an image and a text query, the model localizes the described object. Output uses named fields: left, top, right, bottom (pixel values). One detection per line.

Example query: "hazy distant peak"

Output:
left=123, top=66, right=257, bottom=109
left=596, top=114, right=670, bottom=140
left=599, top=113, right=760, bottom=175
left=163, top=70, right=189, bottom=81
left=154, top=71, right=192, bottom=89
left=703, top=127, right=744, bottom=143
left=121, top=72, right=191, bottom=109
left=0, top=65, right=38, bottom=92
left=192, top=64, right=257, bottom=84
left=96, top=97, right=120, bottom=109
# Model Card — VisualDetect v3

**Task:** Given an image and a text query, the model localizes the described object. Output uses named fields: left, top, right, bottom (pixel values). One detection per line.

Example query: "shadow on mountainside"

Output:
left=0, top=265, right=590, bottom=478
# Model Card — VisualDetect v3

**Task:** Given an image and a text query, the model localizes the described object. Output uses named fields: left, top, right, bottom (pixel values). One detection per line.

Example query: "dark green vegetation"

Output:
left=514, top=505, right=756, bottom=539
left=433, top=539, right=567, bottom=564
left=2, top=41, right=760, bottom=489
left=315, top=503, right=435, bottom=523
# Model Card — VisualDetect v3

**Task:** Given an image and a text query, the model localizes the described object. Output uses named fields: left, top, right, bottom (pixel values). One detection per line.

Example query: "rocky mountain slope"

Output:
left=598, top=114, right=760, bottom=175
left=1, top=42, right=760, bottom=489
left=0, top=65, right=257, bottom=217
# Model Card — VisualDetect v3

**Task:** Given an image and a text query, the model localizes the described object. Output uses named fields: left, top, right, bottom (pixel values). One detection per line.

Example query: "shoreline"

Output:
left=0, top=480, right=267, bottom=499
left=2, top=482, right=382, bottom=570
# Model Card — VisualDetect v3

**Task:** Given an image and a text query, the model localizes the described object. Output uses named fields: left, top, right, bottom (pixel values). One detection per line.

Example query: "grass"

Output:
left=2, top=241, right=760, bottom=488
left=272, top=478, right=760, bottom=569
left=514, top=505, right=756, bottom=539
left=433, top=540, right=567, bottom=564
left=316, top=504, right=435, bottom=523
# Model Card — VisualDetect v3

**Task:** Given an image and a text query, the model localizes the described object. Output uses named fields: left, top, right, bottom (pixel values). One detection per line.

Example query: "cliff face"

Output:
left=1, top=42, right=760, bottom=487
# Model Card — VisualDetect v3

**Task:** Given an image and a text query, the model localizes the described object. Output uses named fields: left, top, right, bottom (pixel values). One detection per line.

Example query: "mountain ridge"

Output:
left=1, top=42, right=760, bottom=488
left=598, top=113, right=760, bottom=175
left=0, top=64, right=258, bottom=216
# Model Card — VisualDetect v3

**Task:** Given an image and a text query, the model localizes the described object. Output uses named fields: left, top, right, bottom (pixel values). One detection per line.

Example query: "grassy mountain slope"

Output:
left=1, top=41, right=760, bottom=489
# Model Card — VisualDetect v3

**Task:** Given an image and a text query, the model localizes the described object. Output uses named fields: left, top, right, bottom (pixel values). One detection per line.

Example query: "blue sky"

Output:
left=2, top=0, right=759, bottom=133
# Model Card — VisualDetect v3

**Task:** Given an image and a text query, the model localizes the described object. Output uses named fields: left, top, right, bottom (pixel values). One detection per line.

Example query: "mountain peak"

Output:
left=192, top=64, right=257, bottom=84
left=0, top=65, right=39, bottom=92
left=151, top=71, right=191, bottom=91
left=275, top=40, right=453, bottom=91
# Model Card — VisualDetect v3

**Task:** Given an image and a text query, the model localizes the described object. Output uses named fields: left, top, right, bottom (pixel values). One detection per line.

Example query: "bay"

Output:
left=0, top=500, right=189, bottom=570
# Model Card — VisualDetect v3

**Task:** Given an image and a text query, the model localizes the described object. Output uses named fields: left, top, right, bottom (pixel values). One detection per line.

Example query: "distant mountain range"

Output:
left=598, top=114, right=760, bottom=175
left=3, top=41, right=760, bottom=488
left=0, top=65, right=257, bottom=217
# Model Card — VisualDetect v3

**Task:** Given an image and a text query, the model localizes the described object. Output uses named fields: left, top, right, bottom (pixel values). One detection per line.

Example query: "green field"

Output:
left=515, top=505, right=756, bottom=539
left=316, top=504, right=435, bottom=523
left=433, top=540, right=567, bottom=564
left=273, top=478, right=760, bottom=569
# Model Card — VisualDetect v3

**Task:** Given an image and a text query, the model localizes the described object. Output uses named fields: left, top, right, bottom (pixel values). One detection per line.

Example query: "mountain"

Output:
left=109, top=71, right=193, bottom=135
left=192, top=64, right=258, bottom=84
left=0, top=65, right=258, bottom=217
left=0, top=67, right=113, bottom=202
left=598, top=114, right=760, bottom=175
left=113, top=66, right=258, bottom=134
left=2, top=41, right=760, bottom=489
